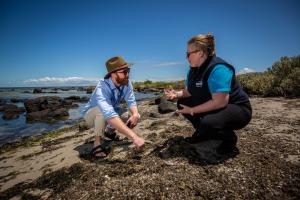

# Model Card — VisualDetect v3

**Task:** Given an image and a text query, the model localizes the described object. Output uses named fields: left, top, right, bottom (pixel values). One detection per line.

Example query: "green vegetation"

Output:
left=133, top=79, right=185, bottom=92
left=133, top=55, right=299, bottom=98
left=238, top=55, right=300, bottom=97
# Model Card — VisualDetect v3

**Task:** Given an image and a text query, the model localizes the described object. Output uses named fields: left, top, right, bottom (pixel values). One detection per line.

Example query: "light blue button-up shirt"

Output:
left=82, top=78, right=137, bottom=119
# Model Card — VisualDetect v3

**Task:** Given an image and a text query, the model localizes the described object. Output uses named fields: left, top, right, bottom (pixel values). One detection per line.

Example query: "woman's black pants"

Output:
left=177, top=97, right=252, bottom=146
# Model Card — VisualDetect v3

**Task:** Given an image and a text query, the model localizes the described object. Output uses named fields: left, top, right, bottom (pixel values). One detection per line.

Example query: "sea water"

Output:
left=0, top=87, right=156, bottom=145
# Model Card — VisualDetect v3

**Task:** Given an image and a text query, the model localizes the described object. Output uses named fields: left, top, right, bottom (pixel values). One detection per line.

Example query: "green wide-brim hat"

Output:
left=104, top=56, right=131, bottom=79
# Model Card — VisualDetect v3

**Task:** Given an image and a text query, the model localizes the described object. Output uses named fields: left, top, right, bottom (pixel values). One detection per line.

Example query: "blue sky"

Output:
left=0, top=0, right=299, bottom=87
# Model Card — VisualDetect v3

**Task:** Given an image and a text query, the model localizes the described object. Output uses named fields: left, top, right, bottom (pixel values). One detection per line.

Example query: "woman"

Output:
left=165, top=33, right=252, bottom=154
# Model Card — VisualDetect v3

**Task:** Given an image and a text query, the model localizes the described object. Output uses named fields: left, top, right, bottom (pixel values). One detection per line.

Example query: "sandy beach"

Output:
left=0, top=97, right=299, bottom=199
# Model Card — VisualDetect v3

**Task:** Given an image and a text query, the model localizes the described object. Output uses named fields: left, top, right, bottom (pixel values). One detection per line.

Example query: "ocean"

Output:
left=0, top=86, right=156, bottom=145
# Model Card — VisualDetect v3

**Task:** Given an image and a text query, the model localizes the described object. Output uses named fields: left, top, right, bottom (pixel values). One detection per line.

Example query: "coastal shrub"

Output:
left=133, top=55, right=299, bottom=97
left=238, top=55, right=300, bottom=97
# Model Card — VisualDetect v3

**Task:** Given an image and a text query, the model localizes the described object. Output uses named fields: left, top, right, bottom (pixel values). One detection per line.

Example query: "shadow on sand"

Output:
left=75, top=135, right=239, bottom=166
left=152, top=136, right=239, bottom=165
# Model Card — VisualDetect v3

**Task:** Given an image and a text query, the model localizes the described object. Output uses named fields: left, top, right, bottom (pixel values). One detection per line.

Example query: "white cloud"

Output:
left=237, top=67, right=255, bottom=75
left=24, top=76, right=99, bottom=86
left=152, top=62, right=183, bottom=67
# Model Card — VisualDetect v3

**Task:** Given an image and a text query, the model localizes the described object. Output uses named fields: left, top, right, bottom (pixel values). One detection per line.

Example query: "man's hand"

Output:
left=132, top=135, right=145, bottom=149
left=164, top=86, right=177, bottom=100
left=126, top=114, right=140, bottom=128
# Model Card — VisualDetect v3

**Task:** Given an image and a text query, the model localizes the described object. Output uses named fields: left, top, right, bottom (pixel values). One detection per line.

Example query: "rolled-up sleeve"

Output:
left=95, top=82, right=119, bottom=119
left=124, top=81, right=137, bottom=108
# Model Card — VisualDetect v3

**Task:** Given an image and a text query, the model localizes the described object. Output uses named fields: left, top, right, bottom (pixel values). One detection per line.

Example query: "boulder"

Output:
left=24, top=96, right=69, bottom=122
left=0, top=104, right=18, bottom=112
left=158, top=98, right=177, bottom=114
left=11, top=98, right=27, bottom=103
left=78, top=121, right=89, bottom=132
left=24, top=96, right=62, bottom=113
left=2, top=105, right=25, bottom=120
left=33, top=88, right=42, bottom=93
left=79, top=96, right=89, bottom=102
left=64, top=96, right=81, bottom=101
left=0, top=99, right=7, bottom=106
left=26, top=108, right=69, bottom=122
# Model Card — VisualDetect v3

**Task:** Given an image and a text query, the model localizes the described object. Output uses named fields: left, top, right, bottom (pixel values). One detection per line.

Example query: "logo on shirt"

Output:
left=195, top=81, right=203, bottom=87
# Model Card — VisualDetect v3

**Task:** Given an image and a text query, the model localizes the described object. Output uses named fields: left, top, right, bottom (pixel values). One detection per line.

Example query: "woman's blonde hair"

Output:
left=188, top=32, right=215, bottom=56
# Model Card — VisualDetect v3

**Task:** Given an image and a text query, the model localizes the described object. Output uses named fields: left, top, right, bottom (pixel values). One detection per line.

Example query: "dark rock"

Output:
left=78, top=121, right=89, bottom=132
left=2, top=106, right=25, bottom=120
left=86, top=86, right=95, bottom=94
left=27, top=109, right=51, bottom=122
left=51, top=108, right=69, bottom=118
left=154, top=98, right=161, bottom=105
left=11, top=98, right=27, bottom=103
left=149, top=112, right=161, bottom=118
left=65, top=96, right=81, bottom=101
left=86, top=90, right=93, bottom=94
left=70, top=104, right=79, bottom=108
left=1, top=104, right=18, bottom=111
left=26, top=108, right=69, bottom=122
left=62, top=99, right=73, bottom=106
left=79, top=97, right=89, bottom=102
left=33, top=88, right=42, bottom=93
left=0, top=98, right=7, bottom=106
left=24, top=96, right=70, bottom=122
left=24, top=96, right=62, bottom=113
left=158, top=98, right=177, bottom=114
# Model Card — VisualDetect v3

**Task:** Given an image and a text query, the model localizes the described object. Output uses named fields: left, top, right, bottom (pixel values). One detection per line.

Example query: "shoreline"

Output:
left=0, top=97, right=299, bottom=199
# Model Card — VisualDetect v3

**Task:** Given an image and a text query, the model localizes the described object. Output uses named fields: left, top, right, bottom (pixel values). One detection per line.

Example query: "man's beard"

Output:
left=116, top=74, right=129, bottom=86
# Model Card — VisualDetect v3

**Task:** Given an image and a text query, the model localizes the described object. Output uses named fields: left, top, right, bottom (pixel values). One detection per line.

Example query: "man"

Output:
left=82, top=56, right=145, bottom=158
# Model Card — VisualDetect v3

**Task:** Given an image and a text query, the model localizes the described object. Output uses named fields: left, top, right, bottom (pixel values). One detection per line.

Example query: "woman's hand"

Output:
left=178, top=104, right=194, bottom=115
left=164, top=86, right=177, bottom=100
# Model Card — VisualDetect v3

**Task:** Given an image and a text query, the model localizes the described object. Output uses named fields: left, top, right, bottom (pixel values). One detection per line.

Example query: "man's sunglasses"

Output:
left=186, top=49, right=200, bottom=58
left=116, top=68, right=130, bottom=75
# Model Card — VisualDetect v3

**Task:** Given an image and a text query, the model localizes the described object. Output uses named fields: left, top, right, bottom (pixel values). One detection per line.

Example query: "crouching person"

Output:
left=82, top=56, right=145, bottom=158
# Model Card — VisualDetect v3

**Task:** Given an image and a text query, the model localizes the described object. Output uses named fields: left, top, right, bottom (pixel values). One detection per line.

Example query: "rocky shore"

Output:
left=0, top=97, right=299, bottom=199
left=0, top=95, right=88, bottom=122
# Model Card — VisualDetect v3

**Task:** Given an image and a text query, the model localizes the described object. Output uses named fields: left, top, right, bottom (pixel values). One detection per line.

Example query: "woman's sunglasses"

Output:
left=186, top=49, right=201, bottom=58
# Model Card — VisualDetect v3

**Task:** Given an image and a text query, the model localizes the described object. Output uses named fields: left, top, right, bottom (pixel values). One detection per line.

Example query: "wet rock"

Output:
left=158, top=98, right=177, bottom=114
left=24, top=96, right=69, bottom=122
left=0, top=104, right=18, bottom=112
left=65, top=96, right=81, bottom=101
left=78, top=121, right=89, bottom=132
left=11, top=98, right=27, bottom=103
left=27, top=108, right=69, bottom=122
left=86, top=87, right=94, bottom=94
left=33, top=88, right=42, bottom=93
left=2, top=105, right=25, bottom=120
left=24, top=96, right=62, bottom=113
left=79, top=97, right=89, bottom=102
left=51, top=108, right=69, bottom=118
left=148, top=112, right=161, bottom=118
left=62, top=99, right=73, bottom=107
left=154, top=98, right=161, bottom=105
left=70, top=104, right=79, bottom=108
left=0, top=99, right=6, bottom=106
